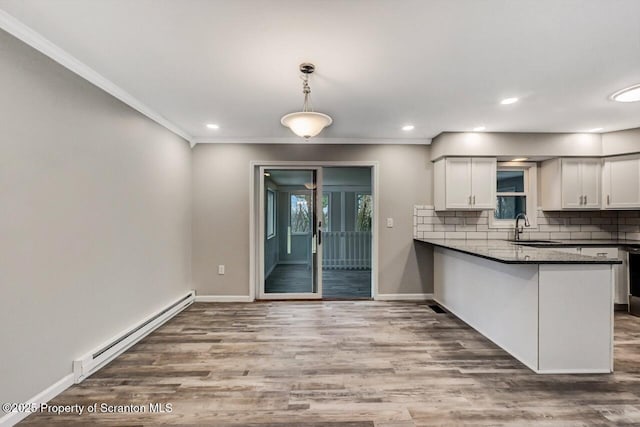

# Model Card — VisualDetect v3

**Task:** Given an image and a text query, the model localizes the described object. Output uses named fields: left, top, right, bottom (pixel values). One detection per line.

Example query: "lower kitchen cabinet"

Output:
left=579, top=247, right=628, bottom=305
left=553, top=246, right=627, bottom=305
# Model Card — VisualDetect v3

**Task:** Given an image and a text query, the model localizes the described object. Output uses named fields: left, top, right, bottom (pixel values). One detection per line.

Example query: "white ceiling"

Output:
left=1, top=0, right=640, bottom=143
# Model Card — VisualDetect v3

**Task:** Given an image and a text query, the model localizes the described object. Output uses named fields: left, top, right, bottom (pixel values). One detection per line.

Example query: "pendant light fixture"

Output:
left=281, top=63, right=332, bottom=140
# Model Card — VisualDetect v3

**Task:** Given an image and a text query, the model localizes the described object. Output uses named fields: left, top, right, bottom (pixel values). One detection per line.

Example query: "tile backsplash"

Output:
left=413, top=205, right=640, bottom=241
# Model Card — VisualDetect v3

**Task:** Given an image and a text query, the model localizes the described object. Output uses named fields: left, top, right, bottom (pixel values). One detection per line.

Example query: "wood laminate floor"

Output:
left=265, top=265, right=371, bottom=298
left=20, top=301, right=640, bottom=426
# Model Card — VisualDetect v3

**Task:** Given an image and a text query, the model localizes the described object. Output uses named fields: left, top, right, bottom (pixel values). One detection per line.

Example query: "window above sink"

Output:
left=490, top=162, right=538, bottom=229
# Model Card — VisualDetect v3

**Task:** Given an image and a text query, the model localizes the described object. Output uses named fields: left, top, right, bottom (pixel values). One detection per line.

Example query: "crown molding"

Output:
left=0, top=10, right=433, bottom=149
left=0, top=9, right=193, bottom=144
left=191, top=136, right=432, bottom=146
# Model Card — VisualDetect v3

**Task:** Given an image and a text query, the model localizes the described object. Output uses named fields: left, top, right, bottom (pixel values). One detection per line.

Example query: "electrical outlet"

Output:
left=386, top=218, right=394, bottom=228
left=218, top=265, right=225, bottom=275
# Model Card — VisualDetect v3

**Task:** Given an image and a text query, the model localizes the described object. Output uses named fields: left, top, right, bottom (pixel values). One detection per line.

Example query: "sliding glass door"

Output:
left=321, top=167, right=373, bottom=299
left=259, top=167, right=323, bottom=299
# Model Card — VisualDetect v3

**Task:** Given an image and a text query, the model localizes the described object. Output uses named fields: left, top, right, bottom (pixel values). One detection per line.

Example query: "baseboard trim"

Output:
left=1, top=292, right=195, bottom=427
left=0, top=374, right=74, bottom=427
left=375, top=293, right=434, bottom=301
left=195, top=295, right=254, bottom=302
left=614, top=303, right=629, bottom=312
left=73, top=291, right=195, bottom=383
left=265, top=263, right=277, bottom=278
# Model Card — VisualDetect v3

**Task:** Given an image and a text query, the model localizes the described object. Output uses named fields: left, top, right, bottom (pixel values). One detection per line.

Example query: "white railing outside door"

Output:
left=322, top=231, right=371, bottom=270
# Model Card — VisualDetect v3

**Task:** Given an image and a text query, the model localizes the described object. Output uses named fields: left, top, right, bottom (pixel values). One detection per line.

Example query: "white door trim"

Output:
left=249, top=160, right=379, bottom=301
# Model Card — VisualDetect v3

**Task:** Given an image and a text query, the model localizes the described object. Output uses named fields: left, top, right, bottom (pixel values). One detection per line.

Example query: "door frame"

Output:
left=249, top=160, right=379, bottom=301
left=258, top=165, right=323, bottom=300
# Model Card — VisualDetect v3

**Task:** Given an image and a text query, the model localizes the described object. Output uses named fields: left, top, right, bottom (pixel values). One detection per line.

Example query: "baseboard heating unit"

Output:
left=73, top=290, right=195, bottom=383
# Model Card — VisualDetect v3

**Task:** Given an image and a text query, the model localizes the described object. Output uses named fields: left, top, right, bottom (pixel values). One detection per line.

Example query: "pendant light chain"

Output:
left=302, top=72, right=313, bottom=113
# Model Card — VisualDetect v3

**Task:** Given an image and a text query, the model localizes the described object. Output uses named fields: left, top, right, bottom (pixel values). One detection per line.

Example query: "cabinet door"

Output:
left=580, top=247, right=624, bottom=303
left=604, top=156, right=640, bottom=208
left=581, top=160, right=601, bottom=209
left=561, top=159, right=582, bottom=208
left=445, top=158, right=472, bottom=209
left=470, top=158, right=496, bottom=209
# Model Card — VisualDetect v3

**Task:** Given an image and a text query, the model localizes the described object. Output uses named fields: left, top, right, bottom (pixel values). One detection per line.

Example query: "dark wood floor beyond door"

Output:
left=265, top=264, right=371, bottom=298
left=20, top=302, right=640, bottom=426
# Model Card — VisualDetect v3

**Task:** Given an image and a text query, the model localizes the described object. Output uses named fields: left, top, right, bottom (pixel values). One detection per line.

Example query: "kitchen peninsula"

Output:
left=416, top=238, right=621, bottom=374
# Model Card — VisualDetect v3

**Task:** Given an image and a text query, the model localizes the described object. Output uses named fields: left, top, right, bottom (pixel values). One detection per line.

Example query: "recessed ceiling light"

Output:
left=512, top=158, right=528, bottom=162
left=206, top=123, right=220, bottom=129
left=610, top=84, right=640, bottom=103
left=587, top=127, right=603, bottom=133
left=402, top=125, right=415, bottom=131
left=500, top=97, right=519, bottom=105
left=473, top=126, right=486, bottom=132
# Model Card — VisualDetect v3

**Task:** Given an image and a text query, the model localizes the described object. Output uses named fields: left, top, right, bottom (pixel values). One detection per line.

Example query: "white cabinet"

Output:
left=550, top=246, right=626, bottom=305
left=603, top=154, right=640, bottom=209
left=541, top=158, right=601, bottom=210
left=580, top=160, right=602, bottom=209
left=579, top=247, right=627, bottom=305
left=442, top=157, right=473, bottom=209
left=470, top=158, right=497, bottom=209
left=560, top=159, right=581, bottom=209
left=434, top=157, right=496, bottom=211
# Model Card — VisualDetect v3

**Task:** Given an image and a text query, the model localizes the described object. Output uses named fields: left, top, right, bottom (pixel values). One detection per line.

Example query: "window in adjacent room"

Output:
left=290, top=192, right=329, bottom=233
left=266, top=189, right=276, bottom=239
left=290, top=193, right=311, bottom=234
left=321, top=194, right=330, bottom=232
left=356, top=193, right=373, bottom=231
left=490, top=162, right=537, bottom=228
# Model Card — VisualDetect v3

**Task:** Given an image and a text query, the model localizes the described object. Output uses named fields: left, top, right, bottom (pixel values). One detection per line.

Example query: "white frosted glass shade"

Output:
left=281, top=112, right=333, bottom=139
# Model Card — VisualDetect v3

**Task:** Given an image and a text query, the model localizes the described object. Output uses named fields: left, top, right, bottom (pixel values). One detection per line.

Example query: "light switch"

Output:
left=218, top=265, right=225, bottom=275
left=386, top=218, right=394, bottom=228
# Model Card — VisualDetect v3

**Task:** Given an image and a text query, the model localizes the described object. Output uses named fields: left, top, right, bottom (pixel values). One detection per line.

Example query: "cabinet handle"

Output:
left=584, top=195, right=587, bottom=204
left=579, top=195, right=584, bottom=205
left=607, top=195, right=610, bottom=205
left=468, top=195, right=472, bottom=205
left=472, top=195, right=476, bottom=205
left=597, top=252, right=607, bottom=257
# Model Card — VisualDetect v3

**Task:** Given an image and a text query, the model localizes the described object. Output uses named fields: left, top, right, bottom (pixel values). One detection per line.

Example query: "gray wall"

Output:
left=431, top=132, right=603, bottom=159
left=329, top=192, right=342, bottom=231
left=0, top=30, right=192, bottom=404
left=433, top=129, right=640, bottom=160
left=602, top=127, right=640, bottom=156
left=344, top=192, right=357, bottom=231
left=192, top=143, right=433, bottom=296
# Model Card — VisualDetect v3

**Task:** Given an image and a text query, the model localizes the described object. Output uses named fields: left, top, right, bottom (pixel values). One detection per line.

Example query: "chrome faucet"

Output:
left=514, top=213, right=530, bottom=241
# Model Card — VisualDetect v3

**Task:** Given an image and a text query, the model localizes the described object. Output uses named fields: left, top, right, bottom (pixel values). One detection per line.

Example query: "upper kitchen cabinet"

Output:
left=603, top=154, right=640, bottom=209
left=541, top=158, right=601, bottom=210
left=434, top=157, right=496, bottom=210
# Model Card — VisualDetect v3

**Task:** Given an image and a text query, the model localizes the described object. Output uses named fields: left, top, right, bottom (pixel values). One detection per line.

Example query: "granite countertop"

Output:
left=414, top=238, right=625, bottom=264
left=508, top=239, right=640, bottom=248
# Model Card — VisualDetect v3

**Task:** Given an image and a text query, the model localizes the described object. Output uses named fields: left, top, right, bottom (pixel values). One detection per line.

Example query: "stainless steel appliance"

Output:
left=629, top=249, right=640, bottom=316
